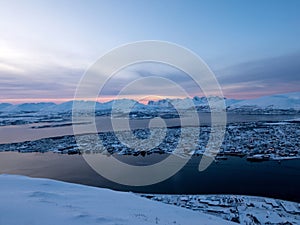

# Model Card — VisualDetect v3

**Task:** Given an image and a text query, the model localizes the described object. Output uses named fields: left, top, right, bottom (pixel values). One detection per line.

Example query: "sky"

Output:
left=0, top=0, right=300, bottom=103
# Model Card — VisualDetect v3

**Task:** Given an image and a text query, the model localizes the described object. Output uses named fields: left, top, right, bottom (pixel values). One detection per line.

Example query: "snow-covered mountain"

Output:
left=229, top=92, right=300, bottom=110
left=148, top=98, right=195, bottom=109
left=0, top=103, right=12, bottom=111
left=0, top=92, right=299, bottom=113
left=101, top=99, right=147, bottom=112
left=43, top=101, right=103, bottom=113
left=1, top=102, right=56, bottom=112
left=148, top=96, right=241, bottom=109
left=0, top=175, right=234, bottom=225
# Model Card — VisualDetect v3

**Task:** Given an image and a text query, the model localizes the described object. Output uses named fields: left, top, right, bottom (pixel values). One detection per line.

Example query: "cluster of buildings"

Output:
left=140, top=194, right=300, bottom=224
left=0, top=121, right=299, bottom=161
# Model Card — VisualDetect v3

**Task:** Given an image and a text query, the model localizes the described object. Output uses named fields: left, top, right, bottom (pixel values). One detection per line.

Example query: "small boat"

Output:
left=224, top=152, right=246, bottom=157
left=215, top=155, right=228, bottom=160
left=246, top=154, right=269, bottom=162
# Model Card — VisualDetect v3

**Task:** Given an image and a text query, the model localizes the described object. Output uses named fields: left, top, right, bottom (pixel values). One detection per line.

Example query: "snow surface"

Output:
left=0, top=175, right=234, bottom=225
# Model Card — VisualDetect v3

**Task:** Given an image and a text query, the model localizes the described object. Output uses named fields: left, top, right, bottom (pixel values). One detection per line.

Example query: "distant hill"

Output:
left=228, top=92, right=300, bottom=110
left=1, top=102, right=56, bottom=112
left=0, top=103, right=12, bottom=111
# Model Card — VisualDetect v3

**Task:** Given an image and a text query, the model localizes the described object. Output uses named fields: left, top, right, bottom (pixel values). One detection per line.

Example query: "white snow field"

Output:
left=0, top=175, right=234, bottom=225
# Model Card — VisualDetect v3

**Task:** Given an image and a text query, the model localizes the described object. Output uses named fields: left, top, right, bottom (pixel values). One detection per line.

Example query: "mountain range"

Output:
left=0, top=92, right=299, bottom=113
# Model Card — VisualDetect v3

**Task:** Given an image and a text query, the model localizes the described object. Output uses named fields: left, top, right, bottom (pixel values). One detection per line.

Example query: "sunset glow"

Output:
left=0, top=0, right=299, bottom=104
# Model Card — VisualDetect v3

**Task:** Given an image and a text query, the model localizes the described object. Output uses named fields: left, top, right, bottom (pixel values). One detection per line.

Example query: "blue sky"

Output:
left=0, top=0, right=299, bottom=103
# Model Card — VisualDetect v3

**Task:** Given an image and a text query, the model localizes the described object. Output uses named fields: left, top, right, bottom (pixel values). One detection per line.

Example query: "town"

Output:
left=1, top=120, right=299, bottom=162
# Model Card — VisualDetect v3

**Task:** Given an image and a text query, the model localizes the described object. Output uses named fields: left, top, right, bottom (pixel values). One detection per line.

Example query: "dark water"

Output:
left=0, top=152, right=299, bottom=202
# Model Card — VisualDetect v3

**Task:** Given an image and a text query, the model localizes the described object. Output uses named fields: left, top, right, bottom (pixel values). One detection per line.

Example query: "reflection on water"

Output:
left=0, top=152, right=299, bottom=202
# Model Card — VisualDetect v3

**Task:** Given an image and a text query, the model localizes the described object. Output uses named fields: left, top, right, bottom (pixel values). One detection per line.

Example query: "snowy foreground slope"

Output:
left=0, top=175, right=234, bottom=225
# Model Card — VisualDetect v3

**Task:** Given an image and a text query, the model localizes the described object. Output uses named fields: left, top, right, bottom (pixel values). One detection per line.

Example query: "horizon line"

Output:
left=0, top=91, right=299, bottom=105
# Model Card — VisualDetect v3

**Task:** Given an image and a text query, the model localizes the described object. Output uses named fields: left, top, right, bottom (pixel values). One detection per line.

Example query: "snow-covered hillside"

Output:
left=0, top=175, right=234, bottom=225
left=229, top=92, right=300, bottom=110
